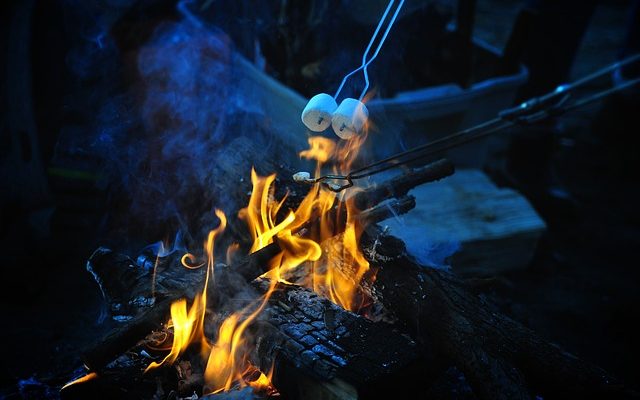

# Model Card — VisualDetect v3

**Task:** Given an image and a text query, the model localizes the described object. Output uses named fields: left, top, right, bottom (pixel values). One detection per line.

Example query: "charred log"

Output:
left=251, top=280, right=427, bottom=397
left=362, top=230, right=637, bottom=399
left=81, top=249, right=426, bottom=398
left=82, top=169, right=428, bottom=372
left=83, top=244, right=280, bottom=371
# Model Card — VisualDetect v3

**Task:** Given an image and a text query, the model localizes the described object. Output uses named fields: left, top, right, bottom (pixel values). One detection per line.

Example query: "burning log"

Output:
left=80, top=249, right=426, bottom=398
left=83, top=244, right=281, bottom=372
left=295, top=158, right=454, bottom=234
left=81, top=195, right=419, bottom=374
left=80, top=158, right=452, bottom=374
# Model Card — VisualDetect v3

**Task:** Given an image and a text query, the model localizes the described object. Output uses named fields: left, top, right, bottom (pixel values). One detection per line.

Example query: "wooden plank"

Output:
left=378, top=169, right=546, bottom=276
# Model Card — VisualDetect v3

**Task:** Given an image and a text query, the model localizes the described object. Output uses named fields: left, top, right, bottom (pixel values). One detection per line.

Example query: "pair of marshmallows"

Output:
left=301, top=93, right=369, bottom=139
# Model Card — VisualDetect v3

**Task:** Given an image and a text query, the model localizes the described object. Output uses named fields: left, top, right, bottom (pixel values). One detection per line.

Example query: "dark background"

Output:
left=1, top=0, right=639, bottom=397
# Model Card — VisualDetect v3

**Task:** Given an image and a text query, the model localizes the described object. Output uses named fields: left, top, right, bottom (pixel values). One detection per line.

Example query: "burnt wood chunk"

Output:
left=86, top=247, right=156, bottom=319
left=251, top=281, right=422, bottom=387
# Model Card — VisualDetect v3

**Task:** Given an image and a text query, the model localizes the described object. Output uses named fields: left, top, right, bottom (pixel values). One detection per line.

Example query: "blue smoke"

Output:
left=57, top=1, right=272, bottom=246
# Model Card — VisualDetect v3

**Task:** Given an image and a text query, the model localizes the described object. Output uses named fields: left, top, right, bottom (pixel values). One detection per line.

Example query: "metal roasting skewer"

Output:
left=294, top=54, right=640, bottom=192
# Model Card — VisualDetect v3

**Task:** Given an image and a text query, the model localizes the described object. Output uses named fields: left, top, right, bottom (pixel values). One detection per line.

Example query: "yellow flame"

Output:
left=144, top=209, right=276, bottom=395
left=314, top=195, right=371, bottom=311
left=145, top=210, right=226, bottom=372
left=243, top=127, right=372, bottom=311
left=238, top=169, right=290, bottom=253
left=145, top=295, right=206, bottom=372
left=61, top=372, right=98, bottom=391
left=240, top=169, right=323, bottom=283
left=299, top=136, right=336, bottom=163
left=247, top=369, right=274, bottom=392
left=181, top=253, right=205, bottom=269
left=203, top=279, right=277, bottom=394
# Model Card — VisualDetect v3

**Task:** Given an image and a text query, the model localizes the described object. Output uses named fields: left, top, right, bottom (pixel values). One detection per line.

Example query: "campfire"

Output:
left=138, top=131, right=378, bottom=394
left=57, top=122, right=633, bottom=399
left=62, top=122, right=455, bottom=398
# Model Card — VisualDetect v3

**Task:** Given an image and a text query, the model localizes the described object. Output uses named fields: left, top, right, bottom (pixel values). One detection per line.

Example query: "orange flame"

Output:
left=145, top=209, right=227, bottom=373
left=238, top=170, right=291, bottom=253
left=203, top=279, right=278, bottom=394
left=239, top=169, right=323, bottom=283
left=143, top=116, right=372, bottom=393
left=144, top=209, right=276, bottom=394
left=61, top=372, right=98, bottom=391
left=299, top=136, right=336, bottom=164
left=144, top=295, right=207, bottom=372
left=226, top=242, right=240, bottom=265
left=243, top=127, right=372, bottom=311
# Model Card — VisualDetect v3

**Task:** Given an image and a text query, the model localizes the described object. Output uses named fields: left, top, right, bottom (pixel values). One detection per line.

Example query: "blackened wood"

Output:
left=86, top=248, right=157, bottom=319
left=82, top=296, right=174, bottom=371
left=82, top=188, right=417, bottom=372
left=353, top=159, right=455, bottom=210
left=363, top=231, right=636, bottom=399
left=250, top=281, right=427, bottom=396
left=83, top=244, right=280, bottom=371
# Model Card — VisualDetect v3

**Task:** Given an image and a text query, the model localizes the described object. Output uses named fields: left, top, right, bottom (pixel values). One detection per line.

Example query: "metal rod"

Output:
left=298, top=54, right=640, bottom=192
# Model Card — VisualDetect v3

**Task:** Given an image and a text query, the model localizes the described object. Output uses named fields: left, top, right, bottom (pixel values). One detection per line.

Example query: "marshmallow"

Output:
left=301, top=93, right=338, bottom=132
left=293, top=171, right=313, bottom=183
left=331, top=98, right=369, bottom=139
